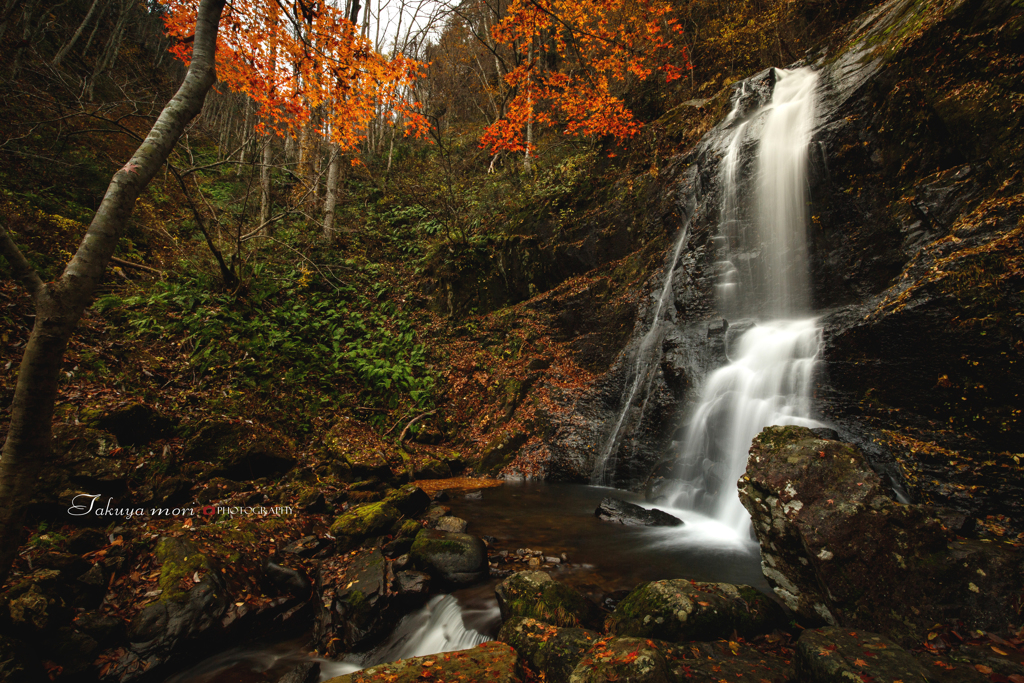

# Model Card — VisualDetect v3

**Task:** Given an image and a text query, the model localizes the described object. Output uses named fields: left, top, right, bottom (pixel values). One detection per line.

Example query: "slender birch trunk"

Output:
left=52, top=0, right=103, bottom=66
left=260, top=134, right=274, bottom=236
left=0, top=0, right=226, bottom=588
left=322, top=145, right=341, bottom=240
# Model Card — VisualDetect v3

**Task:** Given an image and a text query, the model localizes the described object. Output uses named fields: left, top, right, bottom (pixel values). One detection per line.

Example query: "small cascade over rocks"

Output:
left=589, top=225, right=690, bottom=486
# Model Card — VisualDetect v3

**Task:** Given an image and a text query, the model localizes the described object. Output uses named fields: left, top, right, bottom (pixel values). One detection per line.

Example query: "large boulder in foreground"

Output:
left=570, top=637, right=672, bottom=683
left=739, top=425, right=1023, bottom=645
left=607, top=580, right=783, bottom=642
left=496, top=571, right=603, bottom=630
left=795, top=627, right=929, bottom=683
left=499, top=617, right=599, bottom=683
left=313, top=549, right=395, bottom=656
left=410, top=528, right=488, bottom=585
left=322, top=641, right=521, bottom=683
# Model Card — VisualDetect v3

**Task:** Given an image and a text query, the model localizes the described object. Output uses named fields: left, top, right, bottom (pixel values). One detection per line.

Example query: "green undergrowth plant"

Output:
left=96, top=259, right=436, bottom=427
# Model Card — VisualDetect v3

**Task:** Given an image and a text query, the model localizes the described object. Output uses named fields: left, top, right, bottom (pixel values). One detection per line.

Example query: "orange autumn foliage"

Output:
left=161, top=0, right=429, bottom=151
left=481, top=0, right=691, bottom=155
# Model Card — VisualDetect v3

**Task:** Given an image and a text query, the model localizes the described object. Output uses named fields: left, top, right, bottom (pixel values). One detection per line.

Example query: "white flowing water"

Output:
left=162, top=593, right=498, bottom=683
left=666, top=67, right=824, bottom=534
left=321, top=594, right=498, bottom=678
left=664, top=319, right=822, bottom=531
left=756, top=69, right=819, bottom=317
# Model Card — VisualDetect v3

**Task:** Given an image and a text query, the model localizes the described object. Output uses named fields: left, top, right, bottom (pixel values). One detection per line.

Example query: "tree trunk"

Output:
left=88, top=0, right=131, bottom=99
left=237, top=98, right=253, bottom=173
left=0, top=0, right=226, bottom=589
left=260, top=133, right=274, bottom=235
left=52, top=0, right=103, bottom=66
left=81, top=0, right=111, bottom=58
left=524, top=43, right=533, bottom=173
left=322, top=144, right=341, bottom=240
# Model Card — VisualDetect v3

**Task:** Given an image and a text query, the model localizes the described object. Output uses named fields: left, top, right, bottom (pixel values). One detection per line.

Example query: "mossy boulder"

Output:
left=124, top=537, right=231, bottom=672
left=607, top=580, right=782, bottom=642
left=569, top=637, right=672, bottom=683
left=409, top=528, right=488, bottom=585
left=154, top=536, right=214, bottom=604
left=1, top=569, right=68, bottom=634
left=313, top=549, right=394, bottom=656
left=480, top=430, right=530, bottom=474
left=382, top=485, right=431, bottom=517
left=495, top=572, right=602, bottom=630
left=181, top=421, right=296, bottom=481
left=413, top=456, right=452, bottom=479
left=795, top=627, right=929, bottom=683
left=322, top=640, right=521, bottom=683
left=329, top=501, right=402, bottom=552
left=499, top=617, right=600, bottom=683
left=740, top=425, right=1024, bottom=645
left=33, top=424, right=126, bottom=510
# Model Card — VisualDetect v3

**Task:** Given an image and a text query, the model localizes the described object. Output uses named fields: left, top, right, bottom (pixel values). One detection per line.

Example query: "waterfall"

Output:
left=664, top=67, right=824, bottom=532
left=756, top=69, right=818, bottom=317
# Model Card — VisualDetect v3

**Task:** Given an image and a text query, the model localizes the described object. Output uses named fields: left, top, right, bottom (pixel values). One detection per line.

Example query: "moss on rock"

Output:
left=322, top=641, right=521, bottom=683
left=608, top=580, right=782, bottom=642
left=570, top=637, right=672, bottom=683
left=409, top=528, right=487, bottom=584
left=329, top=501, right=402, bottom=552
left=154, top=537, right=212, bottom=604
left=499, top=617, right=599, bottom=683
left=495, top=571, right=603, bottom=630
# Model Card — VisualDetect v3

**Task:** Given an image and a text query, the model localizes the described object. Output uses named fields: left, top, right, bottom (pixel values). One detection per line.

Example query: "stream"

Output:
left=164, top=482, right=764, bottom=682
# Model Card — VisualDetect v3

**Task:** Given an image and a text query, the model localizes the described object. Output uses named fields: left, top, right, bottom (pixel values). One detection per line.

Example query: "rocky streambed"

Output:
left=4, top=423, right=1022, bottom=683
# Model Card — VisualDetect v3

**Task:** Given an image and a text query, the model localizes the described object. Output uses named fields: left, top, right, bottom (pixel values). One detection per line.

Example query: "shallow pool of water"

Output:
left=446, top=481, right=767, bottom=593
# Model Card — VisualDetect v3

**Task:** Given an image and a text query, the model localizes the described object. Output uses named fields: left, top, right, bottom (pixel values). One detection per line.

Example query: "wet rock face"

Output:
left=314, top=548, right=394, bottom=656
left=795, top=627, right=929, bottom=683
left=594, top=498, right=683, bottom=527
left=808, top=0, right=1024, bottom=518
left=740, top=425, right=1023, bottom=645
left=607, top=580, right=783, bottom=643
